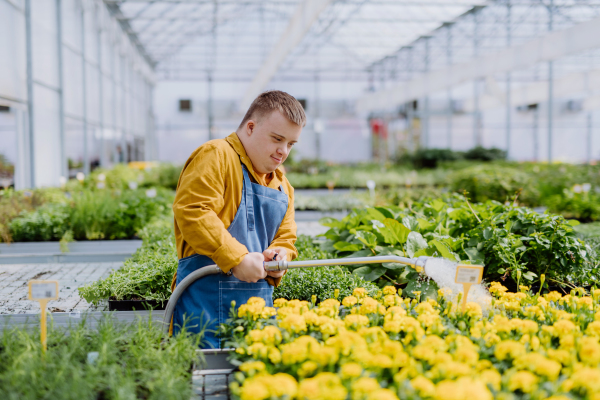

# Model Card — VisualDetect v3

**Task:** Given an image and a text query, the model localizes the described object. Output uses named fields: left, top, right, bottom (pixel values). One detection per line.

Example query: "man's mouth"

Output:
left=271, top=156, right=282, bottom=163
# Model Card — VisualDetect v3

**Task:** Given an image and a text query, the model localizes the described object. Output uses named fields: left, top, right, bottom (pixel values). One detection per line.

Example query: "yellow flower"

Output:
left=544, top=291, right=562, bottom=302
left=547, top=348, right=573, bottom=366
left=465, top=302, right=482, bottom=318
left=383, top=286, right=397, bottom=295
left=568, top=367, right=600, bottom=393
left=479, top=369, right=501, bottom=391
left=434, top=378, right=492, bottom=400
left=238, top=373, right=298, bottom=400
left=553, top=319, right=578, bottom=336
left=343, top=296, right=358, bottom=307
left=359, top=297, right=380, bottom=315
left=353, top=288, right=367, bottom=299
left=340, top=362, right=362, bottom=379
left=383, top=294, right=398, bottom=307
left=410, top=376, right=435, bottom=398
left=239, top=361, right=266, bottom=374
left=494, top=340, right=526, bottom=361
left=579, top=336, right=600, bottom=365
left=279, top=314, right=307, bottom=333
left=273, top=298, right=288, bottom=307
left=298, top=361, right=319, bottom=378
left=351, top=377, right=380, bottom=400
left=320, top=299, right=341, bottom=309
left=298, top=372, right=347, bottom=400
left=489, top=282, right=508, bottom=296
left=247, top=297, right=266, bottom=307
left=366, top=388, right=399, bottom=400
left=508, top=371, right=538, bottom=393
left=586, top=321, right=600, bottom=337
left=345, top=314, right=370, bottom=330
left=514, top=353, right=562, bottom=380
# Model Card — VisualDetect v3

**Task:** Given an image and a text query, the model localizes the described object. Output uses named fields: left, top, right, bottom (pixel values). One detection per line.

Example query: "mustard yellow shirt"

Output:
left=172, top=132, right=298, bottom=286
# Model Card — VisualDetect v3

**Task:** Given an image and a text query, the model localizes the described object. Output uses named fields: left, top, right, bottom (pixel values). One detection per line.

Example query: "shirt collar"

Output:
left=226, top=132, right=284, bottom=185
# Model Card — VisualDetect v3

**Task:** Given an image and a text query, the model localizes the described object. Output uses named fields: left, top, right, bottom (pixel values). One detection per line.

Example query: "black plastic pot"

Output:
left=108, top=299, right=167, bottom=311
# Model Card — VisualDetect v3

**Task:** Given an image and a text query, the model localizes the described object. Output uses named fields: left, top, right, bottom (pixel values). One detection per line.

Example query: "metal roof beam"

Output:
left=356, top=14, right=600, bottom=113
left=240, top=0, right=334, bottom=110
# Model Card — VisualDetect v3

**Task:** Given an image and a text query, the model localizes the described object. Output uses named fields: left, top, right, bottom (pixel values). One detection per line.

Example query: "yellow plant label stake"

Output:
left=454, top=265, right=484, bottom=312
left=28, top=280, right=59, bottom=352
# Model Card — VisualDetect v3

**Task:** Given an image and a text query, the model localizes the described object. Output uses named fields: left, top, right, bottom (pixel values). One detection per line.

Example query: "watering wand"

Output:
left=162, top=255, right=433, bottom=334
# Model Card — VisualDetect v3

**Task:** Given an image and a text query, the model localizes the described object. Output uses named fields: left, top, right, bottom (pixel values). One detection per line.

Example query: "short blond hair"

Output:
left=239, top=90, right=306, bottom=128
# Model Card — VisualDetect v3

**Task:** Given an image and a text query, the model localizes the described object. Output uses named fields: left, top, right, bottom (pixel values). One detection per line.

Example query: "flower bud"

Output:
left=334, top=289, right=340, bottom=299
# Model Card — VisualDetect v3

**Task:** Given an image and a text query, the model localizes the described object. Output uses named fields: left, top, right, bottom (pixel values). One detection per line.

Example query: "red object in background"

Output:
left=370, top=119, right=387, bottom=139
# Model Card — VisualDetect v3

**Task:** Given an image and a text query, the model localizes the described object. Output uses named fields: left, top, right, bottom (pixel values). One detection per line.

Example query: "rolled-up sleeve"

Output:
left=173, top=145, right=248, bottom=273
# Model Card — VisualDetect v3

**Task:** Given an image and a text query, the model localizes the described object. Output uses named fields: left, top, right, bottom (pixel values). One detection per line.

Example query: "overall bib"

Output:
left=172, top=162, right=288, bottom=348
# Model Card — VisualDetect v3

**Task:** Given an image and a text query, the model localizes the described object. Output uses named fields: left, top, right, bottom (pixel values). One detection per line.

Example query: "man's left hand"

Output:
left=263, top=248, right=287, bottom=278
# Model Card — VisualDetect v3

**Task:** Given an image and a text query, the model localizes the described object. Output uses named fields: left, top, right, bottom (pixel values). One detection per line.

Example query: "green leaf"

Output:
left=414, top=248, right=435, bottom=258
left=382, top=262, right=408, bottom=271
left=319, top=217, right=346, bottom=229
left=522, top=271, right=538, bottom=281
left=406, top=231, right=428, bottom=258
left=431, top=199, right=446, bottom=212
left=417, top=218, right=434, bottom=231
left=364, top=208, right=387, bottom=223
left=464, top=247, right=485, bottom=264
left=355, top=231, right=378, bottom=249
left=568, top=219, right=581, bottom=227
left=428, top=239, right=457, bottom=261
left=333, top=242, right=363, bottom=252
left=497, top=268, right=506, bottom=274
left=346, top=249, right=374, bottom=258
left=353, top=266, right=387, bottom=281
left=483, top=227, right=493, bottom=240
left=402, top=216, right=419, bottom=231
left=375, top=207, right=394, bottom=219
left=378, top=218, right=410, bottom=246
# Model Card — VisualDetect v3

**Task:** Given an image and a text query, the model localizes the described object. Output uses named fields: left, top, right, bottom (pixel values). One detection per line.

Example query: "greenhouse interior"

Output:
left=3, top=0, right=600, bottom=399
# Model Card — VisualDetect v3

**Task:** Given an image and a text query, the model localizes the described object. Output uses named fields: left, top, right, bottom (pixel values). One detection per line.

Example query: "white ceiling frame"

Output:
left=356, top=14, right=600, bottom=113
left=239, top=0, right=334, bottom=111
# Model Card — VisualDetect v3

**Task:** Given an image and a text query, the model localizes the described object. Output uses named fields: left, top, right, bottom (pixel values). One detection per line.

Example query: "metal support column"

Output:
left=446, top=23, right=453, bottom=149
left=533, top=105, right=539, bottom=161
left=111, top=37, right=118, bottom=163
left=25, top=0, right=35, bottom=187
left=56, top=0, right=66, bottom=179
left=314, top=74, right=321, bottom=161
left=587, top=111, right=593, bottom=163
left=423, top=37, right=430, bottom=148
left=505, top=0, right=512, bottom=159
left=97, top=10, right=105, bottom=167
left=207, top=74, right=214, bottom=141
left=120, top=54, right=127, bottom=162
left=547, top=0, right=554, bottom=162
left=473, top=8, right=481, bottom=147
left=81, top=4, right=90, bottom=175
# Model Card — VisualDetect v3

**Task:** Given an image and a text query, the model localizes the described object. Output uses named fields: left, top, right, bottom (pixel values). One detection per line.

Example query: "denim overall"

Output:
left=172, top=162, right=288, bottom=348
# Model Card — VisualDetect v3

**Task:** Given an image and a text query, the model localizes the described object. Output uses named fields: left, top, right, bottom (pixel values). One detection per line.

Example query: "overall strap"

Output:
left=241, top=164, right=255, bottom=231
left=279, top=185, right=286, bottom=194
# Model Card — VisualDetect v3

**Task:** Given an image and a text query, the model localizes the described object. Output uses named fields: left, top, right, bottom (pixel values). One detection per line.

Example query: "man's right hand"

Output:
left=231, top=252, right=267, bottom=283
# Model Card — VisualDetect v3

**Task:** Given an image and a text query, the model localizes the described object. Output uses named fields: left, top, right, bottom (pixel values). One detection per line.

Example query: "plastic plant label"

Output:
left=28, top=280, right=59, bottom=301
left=455, top=265, right=483, bottom=284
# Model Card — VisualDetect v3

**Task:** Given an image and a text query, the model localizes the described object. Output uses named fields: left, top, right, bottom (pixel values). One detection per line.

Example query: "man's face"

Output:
left=240, top=110, right=302, bottom=175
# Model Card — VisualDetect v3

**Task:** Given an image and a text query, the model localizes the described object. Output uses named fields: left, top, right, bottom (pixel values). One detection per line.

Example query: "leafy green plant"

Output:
left=544, top=191, right=600, bottom=222
left=463, top=145, right=507, bottom=161
left=448, top=164, right=540, bottom=205
left=9, top=203, right=71, bottom=242
left=78, top=217, right=177, bottom=304
left=319, top=194, right=596, bottom=290
left=0, top=314, right=201, bottom=399
left=9, top=188, right=173, bottom=242
left=411, top=148, right=462, bottom=169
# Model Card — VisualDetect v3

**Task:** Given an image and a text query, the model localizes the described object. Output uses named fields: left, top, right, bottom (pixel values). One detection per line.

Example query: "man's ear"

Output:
left=246, top=120, right=255, bottom=136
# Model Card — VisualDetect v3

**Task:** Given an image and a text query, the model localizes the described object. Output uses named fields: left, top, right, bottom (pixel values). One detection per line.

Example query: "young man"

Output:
left=171, top=90, right=305, bottom=347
